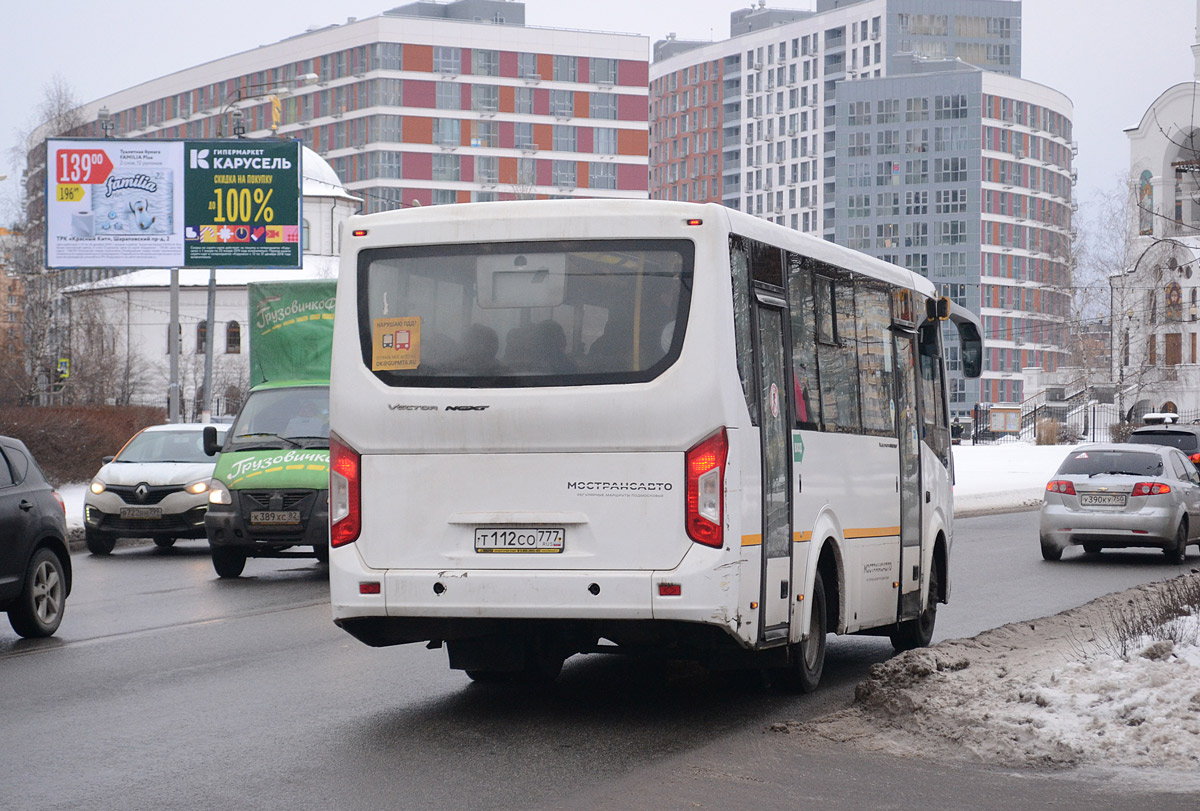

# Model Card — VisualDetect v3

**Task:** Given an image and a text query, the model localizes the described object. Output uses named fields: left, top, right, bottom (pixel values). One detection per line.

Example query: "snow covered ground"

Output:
left=58, top=442, right=1200, bottom=787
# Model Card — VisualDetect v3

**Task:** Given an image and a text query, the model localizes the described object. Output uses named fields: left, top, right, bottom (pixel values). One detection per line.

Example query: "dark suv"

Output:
left=1128, top=422, right=1200, bottom=465
left=0, top=436, right=71, bottom=638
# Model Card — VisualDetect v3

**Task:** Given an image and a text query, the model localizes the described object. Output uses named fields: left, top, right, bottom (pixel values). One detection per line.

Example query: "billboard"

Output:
left=45, top=138, right=302, bottom=269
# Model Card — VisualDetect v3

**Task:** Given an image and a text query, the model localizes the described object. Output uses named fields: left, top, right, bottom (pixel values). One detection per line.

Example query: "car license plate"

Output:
left=119, top=506, right=162, bottom=520
left=1080, top=493, right=1127, bottom=507
left=474, top=527, right=565, bottom=553
left=251, top=510, right=301, bottom=525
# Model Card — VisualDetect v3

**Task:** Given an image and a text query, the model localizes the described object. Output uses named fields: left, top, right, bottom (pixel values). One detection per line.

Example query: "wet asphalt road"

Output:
left=2, top=511, right=1197, bottom=810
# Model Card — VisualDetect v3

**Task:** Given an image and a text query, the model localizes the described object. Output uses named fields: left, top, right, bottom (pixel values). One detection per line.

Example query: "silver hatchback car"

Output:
left=1039, top=443, right=1200, bottom=562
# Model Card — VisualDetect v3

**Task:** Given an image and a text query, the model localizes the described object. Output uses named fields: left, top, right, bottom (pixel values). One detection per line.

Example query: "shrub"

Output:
left=1109, top=421, right=1133, bottom=443
left=1035, top=418, right=1060, bottom=445
left=0, top=405, right=166, bottom=485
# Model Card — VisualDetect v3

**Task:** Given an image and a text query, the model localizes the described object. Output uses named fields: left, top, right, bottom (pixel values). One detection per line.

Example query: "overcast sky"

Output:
left=2, top=0, right=1195, bottom=227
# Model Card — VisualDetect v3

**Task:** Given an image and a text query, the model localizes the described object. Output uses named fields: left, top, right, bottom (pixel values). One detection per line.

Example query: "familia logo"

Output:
left=229, top=450, right=327, bottom=481
left=103, top=173, right=158, bottom=197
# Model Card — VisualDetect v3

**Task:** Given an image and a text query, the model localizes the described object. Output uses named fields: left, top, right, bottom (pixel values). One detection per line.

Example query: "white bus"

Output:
left=328, top=200, right=982, bottom=689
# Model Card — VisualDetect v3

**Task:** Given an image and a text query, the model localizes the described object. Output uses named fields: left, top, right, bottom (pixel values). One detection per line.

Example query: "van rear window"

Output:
left=357, top=239, right=693, bottom=387
left=1128, top=431, right=1199, bottom=453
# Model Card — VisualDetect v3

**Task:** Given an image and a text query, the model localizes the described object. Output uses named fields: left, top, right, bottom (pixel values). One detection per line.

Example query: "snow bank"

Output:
left=786, top=574, right=1200, bottom=790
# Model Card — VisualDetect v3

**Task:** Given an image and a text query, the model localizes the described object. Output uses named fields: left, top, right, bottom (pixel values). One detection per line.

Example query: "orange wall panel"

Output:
left=403, top=116, right=432, bottom=144
left=499, top=86, right=515, bottom=113
left=577, top=162, right=588, bottom=189
left=533, top=124, right=553, bottom=151
left=537, top=54, right=554, bottom=81
left=617, top=129, right=648, bottom=157
left=574, top=91, right=589, bottom=117
left=499, top=157, right=518, bottom=185
left=404, top=44, right=433, bottom=72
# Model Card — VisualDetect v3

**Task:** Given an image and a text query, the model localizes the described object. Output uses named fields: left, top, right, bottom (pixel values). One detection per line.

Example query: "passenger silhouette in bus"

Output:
left=460, top=324, right=503, bottom=373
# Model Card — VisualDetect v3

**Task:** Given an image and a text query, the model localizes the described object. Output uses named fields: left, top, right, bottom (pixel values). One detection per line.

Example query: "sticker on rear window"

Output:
left=373, top=316, right=421, bottom=371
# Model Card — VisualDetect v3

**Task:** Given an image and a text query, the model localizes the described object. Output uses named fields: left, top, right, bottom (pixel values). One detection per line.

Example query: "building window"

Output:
left=904, top=159, right=928, bottom=184
left=196, top=321, right=207, bottom=355
left=590, top=93, right=618, bottom=120
left=436, top=82, right=459, bottom=110
left=553, top=160, right=577, bottom=187
left=517, top=53, right=539, bottom=79
left=432, top=189, right=457, bottom=206
left=433, top=154, right=460, bottom=181
left=226, top=321, right=241, bottom=354
left=476, top=156, right=499, bottom=184
left=550, top=90, right=574, bottom=117
left=515, top=87, right=534, bottom=115
left=553, top=125, right=577, bottom=152
left=473, top=121, right=499, bottom=147
left=513, top=123, right=534, bottom=149
left=553, top=55, right=578, bottom=82
left=934, top=94, right=968, bottom=119
left=589, top=162, right=617, bottom=189
left=433, top=118, right=460, bottom=146
left=302, top=219, right=310, bottom=251
left=934, top=156, right=967, bottom=183
left=594, top=127, right=618, bottom=155
left=472, top=84, right=499, bottom=113
left=590, top=57, right=618, bottom=85
left=433, top=47, right=461, bottom=74
left=472, top=49, right=499, bottom=76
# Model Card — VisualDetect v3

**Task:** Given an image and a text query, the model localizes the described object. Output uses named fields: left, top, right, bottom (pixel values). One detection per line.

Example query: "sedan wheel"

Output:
left=7, top=548, right=66, bottom=638
left=1040, top=535, right=1063, bottom=561
left=85, top=527, right=116, bottom=556
left=1165, top=521, right=1188, bottom=564
left=153, top=537, right=177, bottom=548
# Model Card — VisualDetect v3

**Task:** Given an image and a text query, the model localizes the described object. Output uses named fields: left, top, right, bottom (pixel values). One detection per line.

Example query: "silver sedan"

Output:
left=1038, top=443, right=1200, bottom=562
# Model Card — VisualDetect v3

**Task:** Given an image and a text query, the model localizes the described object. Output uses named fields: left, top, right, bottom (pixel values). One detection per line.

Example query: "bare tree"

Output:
left=61, top=296, right=151, bottom=406
left=6, top=75, right=87, bottom=404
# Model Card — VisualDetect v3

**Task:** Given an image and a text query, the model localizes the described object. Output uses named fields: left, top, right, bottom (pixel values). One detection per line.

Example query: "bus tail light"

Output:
left=330, top=432, right=361, bottom=547
left=686, top=428, right=728, bottom=547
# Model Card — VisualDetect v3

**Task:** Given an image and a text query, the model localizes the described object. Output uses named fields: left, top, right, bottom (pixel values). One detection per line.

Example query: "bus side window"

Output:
left=918, top=321, right=950, bottom=464
left=730, top=237, right=759, bottom=424
left=786, top=252, right=820, bottom=429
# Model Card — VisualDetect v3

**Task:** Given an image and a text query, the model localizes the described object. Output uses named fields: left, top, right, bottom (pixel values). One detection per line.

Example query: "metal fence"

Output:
left=968, top=399, right=1200, bottom=446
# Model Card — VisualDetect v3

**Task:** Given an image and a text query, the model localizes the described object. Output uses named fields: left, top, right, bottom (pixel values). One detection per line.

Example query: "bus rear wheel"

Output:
left=776, top=570, right=827, bottom=693
left=890, top=562, right=938, bottom=652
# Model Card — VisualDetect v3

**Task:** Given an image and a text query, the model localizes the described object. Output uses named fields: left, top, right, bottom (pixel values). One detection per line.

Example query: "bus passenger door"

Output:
left=895, top=332, right=922, bottom=617
left=754, top=294, right=793, bottom=641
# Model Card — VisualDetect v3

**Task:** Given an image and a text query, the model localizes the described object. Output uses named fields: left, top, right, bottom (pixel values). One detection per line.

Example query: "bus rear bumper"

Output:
left=329, top=542, right=744, bottom=644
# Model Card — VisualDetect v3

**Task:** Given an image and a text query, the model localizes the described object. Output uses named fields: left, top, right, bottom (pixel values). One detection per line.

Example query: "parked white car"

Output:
left=84, top=423, right=227, bottom=554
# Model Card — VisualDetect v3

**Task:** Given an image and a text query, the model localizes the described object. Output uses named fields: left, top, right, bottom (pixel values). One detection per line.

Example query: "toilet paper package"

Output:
left=90, top=170, right=174, bottom=236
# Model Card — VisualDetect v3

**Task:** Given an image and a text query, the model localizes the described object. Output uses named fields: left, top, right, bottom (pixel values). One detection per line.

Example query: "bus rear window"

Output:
left=357, top=239, right=693, bottom=387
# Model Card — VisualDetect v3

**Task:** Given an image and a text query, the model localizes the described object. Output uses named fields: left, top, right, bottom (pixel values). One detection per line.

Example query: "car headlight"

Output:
left=89, top=480, right=106, bottom=495
left=186, top=479, right=211, bottom=496
left=208, top=480, right=232, bottom=505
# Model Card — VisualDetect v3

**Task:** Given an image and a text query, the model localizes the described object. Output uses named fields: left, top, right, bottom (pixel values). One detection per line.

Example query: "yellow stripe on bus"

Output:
left=747, top=527, right=902, bottom=547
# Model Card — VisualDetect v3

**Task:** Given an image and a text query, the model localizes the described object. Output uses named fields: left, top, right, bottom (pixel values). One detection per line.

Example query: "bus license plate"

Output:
left=251, top=510, right=301, bottom=525
left=120, top=506, right=162, bottom=520
left=474, top=527, right=565, bottom=553
left=1080, top=493, right=1126, bottom=507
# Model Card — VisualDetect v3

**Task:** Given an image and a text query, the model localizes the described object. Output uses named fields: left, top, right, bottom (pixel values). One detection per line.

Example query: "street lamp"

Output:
left=217, top=72, right=319, bottom=138
left=97, top=106, right=115, bottom=138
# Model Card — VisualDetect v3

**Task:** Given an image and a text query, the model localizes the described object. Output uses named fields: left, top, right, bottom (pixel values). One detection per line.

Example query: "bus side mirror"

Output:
left=926, top=296, right=950, bottom=322
left=203, top=425, right=221, bottom=457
